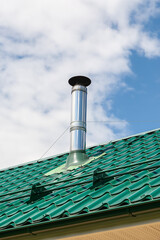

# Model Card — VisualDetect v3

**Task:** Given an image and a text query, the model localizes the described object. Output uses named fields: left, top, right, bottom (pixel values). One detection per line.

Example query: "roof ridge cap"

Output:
left=88, top=127, right=160, bottom=149
left=1, top=127, right=160, bottom=172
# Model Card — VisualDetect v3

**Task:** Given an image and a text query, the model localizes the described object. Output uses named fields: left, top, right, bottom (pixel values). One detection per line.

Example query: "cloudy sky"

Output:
left=0, top=0, right=160, bottom=170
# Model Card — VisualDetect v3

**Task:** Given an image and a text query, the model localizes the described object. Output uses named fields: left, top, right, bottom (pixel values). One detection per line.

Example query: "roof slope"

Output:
left=1, top=129, right=160, bottom=233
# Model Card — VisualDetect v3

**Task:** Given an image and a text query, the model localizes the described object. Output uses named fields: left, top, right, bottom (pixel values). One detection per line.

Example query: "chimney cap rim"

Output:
left=68, top=76, right=91, bottom=87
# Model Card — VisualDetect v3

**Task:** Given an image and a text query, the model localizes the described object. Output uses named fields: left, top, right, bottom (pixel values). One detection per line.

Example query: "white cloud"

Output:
left=0, top=0, right=160, bottom=169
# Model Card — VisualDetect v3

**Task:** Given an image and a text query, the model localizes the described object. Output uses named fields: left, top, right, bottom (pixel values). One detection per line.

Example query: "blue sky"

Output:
left=107, top=11, right=160, bottom=135
left=0, top=0, right=160, bottom=169
left=113, top=50, right=160, bottom=134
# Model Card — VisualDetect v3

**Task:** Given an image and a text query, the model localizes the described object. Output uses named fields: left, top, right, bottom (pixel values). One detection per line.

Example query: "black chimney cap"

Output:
left=68, top=76, right=91, bottom=87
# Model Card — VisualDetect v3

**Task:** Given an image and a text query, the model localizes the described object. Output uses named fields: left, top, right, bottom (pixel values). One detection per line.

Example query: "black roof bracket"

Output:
left=28, top=183, right=52, bottom=203
left=92, top=168, right=114, bottom=188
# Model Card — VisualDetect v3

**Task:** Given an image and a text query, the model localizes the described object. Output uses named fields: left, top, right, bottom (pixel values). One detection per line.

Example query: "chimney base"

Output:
left=65, top=150, right=89, bottom=168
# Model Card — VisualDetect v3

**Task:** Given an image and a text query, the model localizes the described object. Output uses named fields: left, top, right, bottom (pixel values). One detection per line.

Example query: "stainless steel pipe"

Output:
left=65, top=76, right=91, bottom=168
left=70, top=85, right=87, bottom=151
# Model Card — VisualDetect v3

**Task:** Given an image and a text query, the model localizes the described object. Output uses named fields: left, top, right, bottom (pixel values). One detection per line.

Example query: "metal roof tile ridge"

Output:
left=87, top=127, right=160, bottom=149
left=1, top=128, right=160, bottom=173
left=0, top=151, right=69, bottom=172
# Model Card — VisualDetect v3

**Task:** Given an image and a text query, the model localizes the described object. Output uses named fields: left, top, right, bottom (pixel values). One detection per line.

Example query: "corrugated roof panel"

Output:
left=1, top=129, right=160, bottom=233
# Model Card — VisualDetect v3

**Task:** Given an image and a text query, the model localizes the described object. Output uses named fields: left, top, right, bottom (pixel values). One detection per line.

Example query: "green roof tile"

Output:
left=151, top=186, right=160, bottom=198
left=108, top=189, right=131, bottom=206
left=1, top=129, right=160, bottom=233
left=88, top=193, right=110, bottom=210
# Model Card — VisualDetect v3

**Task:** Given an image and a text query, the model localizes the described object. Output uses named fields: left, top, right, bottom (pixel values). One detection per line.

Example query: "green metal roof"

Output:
left=1, top=128, right=160, bottom=234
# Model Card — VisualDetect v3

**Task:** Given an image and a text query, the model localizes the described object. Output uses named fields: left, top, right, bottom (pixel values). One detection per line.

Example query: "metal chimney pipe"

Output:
left=65, top=76, right=91, bottom=168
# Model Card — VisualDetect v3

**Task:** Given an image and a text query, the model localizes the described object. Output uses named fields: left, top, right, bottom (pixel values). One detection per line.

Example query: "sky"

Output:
left=0, top=0, right=160, bottom=170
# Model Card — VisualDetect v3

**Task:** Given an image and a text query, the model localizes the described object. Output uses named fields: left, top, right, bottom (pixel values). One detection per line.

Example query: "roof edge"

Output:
left=0, top=127, right=160, bottom=172
left=1, top=199, right=160, bottom=238
left=98, top=127, right=160, bottom=146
